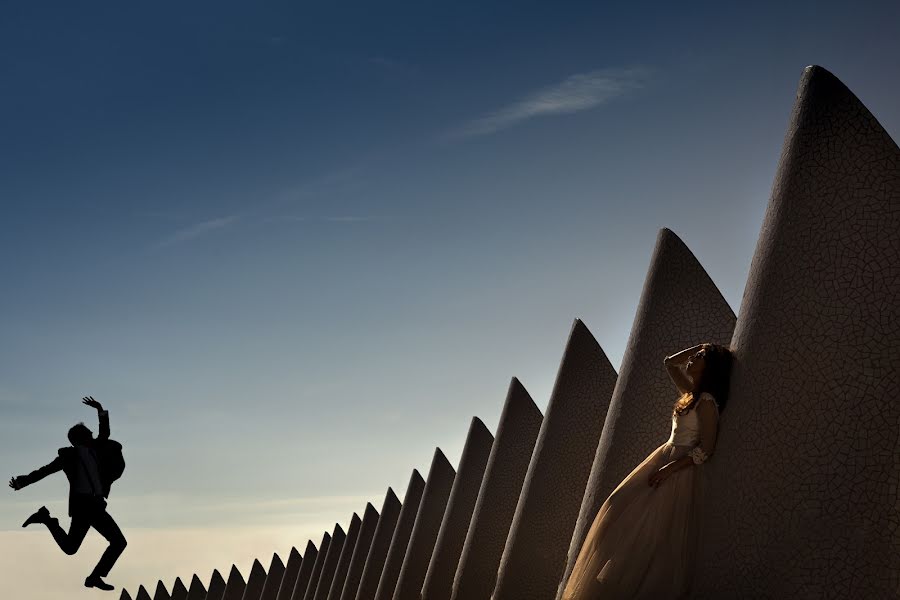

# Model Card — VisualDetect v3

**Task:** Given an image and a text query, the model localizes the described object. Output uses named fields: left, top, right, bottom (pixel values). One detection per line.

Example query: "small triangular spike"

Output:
left=153, top=580, right=171, bottom=600
left=171, top=577, right=188, bottom=600
left=185, top=574, right=207, bottom=600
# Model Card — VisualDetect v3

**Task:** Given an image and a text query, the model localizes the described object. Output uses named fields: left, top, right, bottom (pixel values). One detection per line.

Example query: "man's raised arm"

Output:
left=83, top=396, right=109, bottom=440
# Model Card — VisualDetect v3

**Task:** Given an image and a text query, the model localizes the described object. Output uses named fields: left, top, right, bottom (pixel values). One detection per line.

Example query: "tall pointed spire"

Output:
left=207, top=570, right=227, bottom=600
left=354, top=486, right=404, bottom=600
left=693, top=65, right=900, bottom=599
left=334, top=502, right=380, bottom=600
left=392, top=448, right=457, bottom=600
left=492, top=319, right=617, bottom=599
left=275, top=548, right=302, bottom=600
left=451, top=378, right=543, bottom=600
left=243, top=559, right=269, bottom=600
left=221, top=565, right=246, bottom=600
left=260, top=552, right=287, bottom=600
left=370, top=470, right=426, bottom=600
left=422, top=417, right=494, bottom=600
left=185, top=574, right=208, bottom=600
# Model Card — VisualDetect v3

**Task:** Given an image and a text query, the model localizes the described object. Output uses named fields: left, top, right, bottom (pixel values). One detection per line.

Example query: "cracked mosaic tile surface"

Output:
left=492, top=319, right=618, bottom=600
left=451, top=379, right=543, bottom=600
left=421, top=418, right=494, bottom=600
left=391, top=449, right=456, bottom=600
left=693, top=65, right=900, bottom=599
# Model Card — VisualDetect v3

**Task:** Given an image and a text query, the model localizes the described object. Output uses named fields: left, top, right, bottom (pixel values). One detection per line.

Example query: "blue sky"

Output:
left=2, top=1, right=899, bottom=596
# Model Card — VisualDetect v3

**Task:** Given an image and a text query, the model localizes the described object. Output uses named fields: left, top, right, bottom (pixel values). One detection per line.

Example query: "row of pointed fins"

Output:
left=125, top=64, right=900, bottom=600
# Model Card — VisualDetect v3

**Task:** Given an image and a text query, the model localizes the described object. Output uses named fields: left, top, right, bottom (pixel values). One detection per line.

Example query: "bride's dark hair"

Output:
left=672, top=343, right=734, bottom=416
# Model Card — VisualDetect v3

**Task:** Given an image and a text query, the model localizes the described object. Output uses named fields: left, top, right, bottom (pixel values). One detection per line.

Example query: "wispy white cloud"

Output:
left=453, top=66, right=651, bottom=139
left=153, top=215, right=239, bottom=249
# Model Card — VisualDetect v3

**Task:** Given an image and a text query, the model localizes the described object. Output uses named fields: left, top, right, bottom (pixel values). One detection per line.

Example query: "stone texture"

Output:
left=243, top=559, right=268, bottom=600
left=321, top=513, right=362, bottom=600
left=354, top=486, right=405, bottom=600
left=291, top=540, right=320, bottom=600
left=300, top=531, right=334, bottom=600
left=421, top=418, right=494, bottom=600
left=208, top=570, right=228, bottom=600
left=451, top=378, right=543, bottom=600
left=329, top=506, right=375, bottom=600
left=186, top=575, right=208, bottom=600
left=223, top=565, right=247, bottom=600
left=557, top=227, right=737, bottom=597
left=171, top=578, right=188, bottom=600
left=275, top=548, right=303, bottom=600
left=492, top=319, right=618, bottom=600
left=336, top=502, right=380, bottom=600
left=260, top=553, right=286, bottom=600
left=154, top=581, right=171, bottom=600
left=693, top=65, right=900, bottom=599
left=136, top=587, right=152, bottom=600
left=392, top=448, right=457, bottom=600
left=368, top=471, right=425, bottom=600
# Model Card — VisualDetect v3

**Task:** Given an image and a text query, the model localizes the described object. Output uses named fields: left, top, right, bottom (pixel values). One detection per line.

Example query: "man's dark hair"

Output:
left=68, top=422, right=93, bottom=446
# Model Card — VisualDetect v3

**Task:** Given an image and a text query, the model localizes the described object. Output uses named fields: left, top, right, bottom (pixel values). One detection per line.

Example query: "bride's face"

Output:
left=685, top=350, right=707, bottom=382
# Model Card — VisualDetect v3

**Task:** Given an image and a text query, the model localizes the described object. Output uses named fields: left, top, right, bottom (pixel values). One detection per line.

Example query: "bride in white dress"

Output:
left=562, top=342, right=734, bottom=600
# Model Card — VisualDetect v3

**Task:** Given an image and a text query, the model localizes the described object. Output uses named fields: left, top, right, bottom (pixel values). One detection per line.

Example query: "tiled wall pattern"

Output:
left=692, top=65, right=900, bottom=599
left=391, top=449, right=456, bottom=600
left=451, top=379, right=543, bottom=600
left=492, top=319, right=618, bottom=600
left=420, top=418, right=494, bottom=600
left=123, top=65, right=897, bottom=600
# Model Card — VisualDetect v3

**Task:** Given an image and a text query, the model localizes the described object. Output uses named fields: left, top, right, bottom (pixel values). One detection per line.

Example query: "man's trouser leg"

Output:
left=45, top=511, right=91, bottom=556
left=88, top=504, right=127, bottom=578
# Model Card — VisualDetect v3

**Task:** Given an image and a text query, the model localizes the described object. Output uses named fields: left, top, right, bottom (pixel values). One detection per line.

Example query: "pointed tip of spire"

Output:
left=289, top=546, right=301, bottom=558
left=351, top=512, right=362, bottom=524
left=271, top=552, right=285, bottom=568
left=471, top=415, right=491, bottom=435
left=305, top=539, right=318, bottom=553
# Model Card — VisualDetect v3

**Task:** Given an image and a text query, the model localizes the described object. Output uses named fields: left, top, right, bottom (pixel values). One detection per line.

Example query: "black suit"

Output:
left=17, top=410, right=127, bottom=579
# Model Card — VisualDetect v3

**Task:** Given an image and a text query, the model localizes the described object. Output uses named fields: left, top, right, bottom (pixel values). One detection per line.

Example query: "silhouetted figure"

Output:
left=8, top=396, right=127, bottom=592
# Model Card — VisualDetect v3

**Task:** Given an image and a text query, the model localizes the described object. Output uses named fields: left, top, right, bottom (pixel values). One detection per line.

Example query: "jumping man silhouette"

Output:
left=8, top=396, right=127, bottom=592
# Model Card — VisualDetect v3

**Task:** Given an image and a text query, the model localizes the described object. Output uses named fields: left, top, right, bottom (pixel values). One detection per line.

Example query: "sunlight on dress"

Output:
left=561, top=392, right=719, bottom=600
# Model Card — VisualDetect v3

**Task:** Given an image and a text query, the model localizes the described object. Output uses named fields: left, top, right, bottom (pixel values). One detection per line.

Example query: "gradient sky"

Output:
left=2, top=1, right=899, bottom=597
